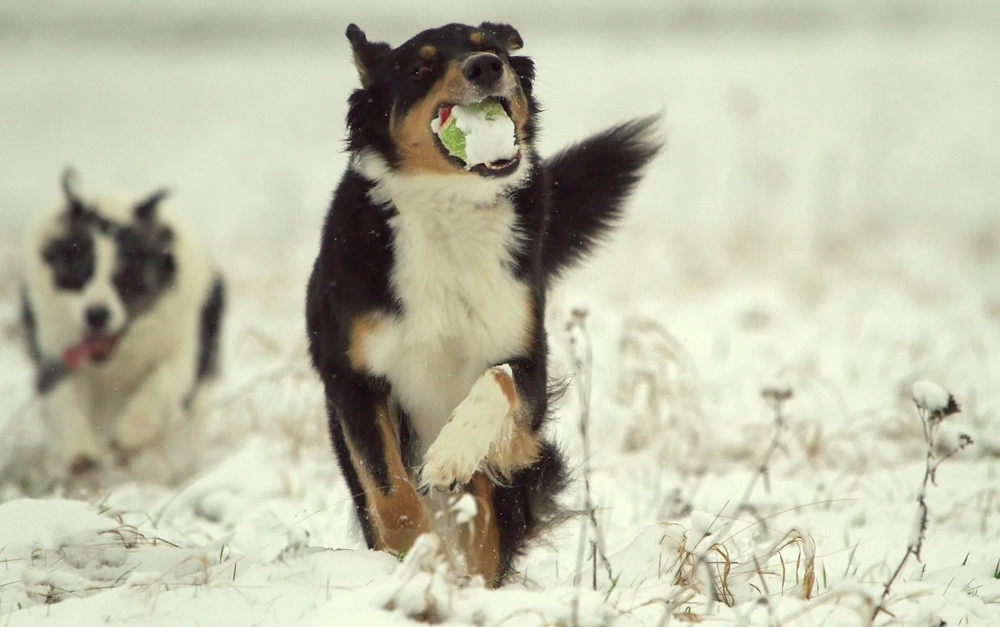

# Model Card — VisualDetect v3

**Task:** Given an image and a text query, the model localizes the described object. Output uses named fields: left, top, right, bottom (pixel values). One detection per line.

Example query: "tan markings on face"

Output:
left=342, top=402, right=430, bottom=554
left=391, top=59, right=529, bottom=175
left=419, top=45, right=437, bottom=60
left=504, top=64, right=531, bottom=142
left=463, top=472, right=502, bottom=584
left=469, top=31, right=484, bottom=47
left=390, top=62, right=472, bottom=175
left=348, top=313, right=385, bottom=373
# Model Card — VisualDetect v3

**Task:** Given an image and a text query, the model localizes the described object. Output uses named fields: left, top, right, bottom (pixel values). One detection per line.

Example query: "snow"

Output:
left=449, top=493, right=478, bottom=525
left=0, top=499, right=117, bottom=550
left=912, top=380, right=956, bottom=415
left=2, top=1, right=1000, bottom=625
left=450, top=101, right=517, bottom=169
left=431, top=100, right=518, bottom=168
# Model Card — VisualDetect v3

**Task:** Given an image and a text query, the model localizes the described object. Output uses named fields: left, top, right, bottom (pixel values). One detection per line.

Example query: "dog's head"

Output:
left=38, top=169, right=177, bottom=368
left=345, top=22, right=538, bottom=181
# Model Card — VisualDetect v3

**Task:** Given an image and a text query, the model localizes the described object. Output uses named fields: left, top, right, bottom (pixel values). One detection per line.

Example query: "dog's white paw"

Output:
left=420, top=418, right=490, bottom=492
left=419, top=366, right=513, bottom=493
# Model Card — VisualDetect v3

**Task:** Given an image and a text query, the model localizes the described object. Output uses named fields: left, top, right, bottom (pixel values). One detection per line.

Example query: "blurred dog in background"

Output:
left=21, top=169, right=225, bottom=481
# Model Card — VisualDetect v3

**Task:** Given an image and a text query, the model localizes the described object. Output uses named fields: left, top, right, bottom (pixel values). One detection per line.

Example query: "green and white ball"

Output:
left=431, top=99, right=517, bottom=168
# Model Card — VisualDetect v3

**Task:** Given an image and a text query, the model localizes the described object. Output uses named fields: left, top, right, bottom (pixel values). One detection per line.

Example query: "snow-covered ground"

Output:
left=2, top=1, right=1000, bottom=625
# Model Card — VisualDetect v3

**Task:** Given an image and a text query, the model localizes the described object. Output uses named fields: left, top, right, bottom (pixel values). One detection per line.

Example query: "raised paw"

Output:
left=418, top=419, right=486, bottom=493
left=418, top=366, right=514, bottom=493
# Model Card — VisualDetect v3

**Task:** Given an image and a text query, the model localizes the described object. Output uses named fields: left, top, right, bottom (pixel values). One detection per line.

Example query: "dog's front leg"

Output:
left=419, top=359, right=544, bottom=492
left=323, top=369, right=431, bottom=555
left=41, top=376, right=104, bottom=475
left=113, top=347, right=196, bottom=453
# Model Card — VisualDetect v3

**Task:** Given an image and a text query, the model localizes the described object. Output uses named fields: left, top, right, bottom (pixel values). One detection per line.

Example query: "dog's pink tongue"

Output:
left=62, top=335, right=117, bottom=369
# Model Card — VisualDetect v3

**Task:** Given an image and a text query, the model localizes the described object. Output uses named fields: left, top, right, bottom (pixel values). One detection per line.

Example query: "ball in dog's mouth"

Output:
left=431, top=99, right=520, bottom=176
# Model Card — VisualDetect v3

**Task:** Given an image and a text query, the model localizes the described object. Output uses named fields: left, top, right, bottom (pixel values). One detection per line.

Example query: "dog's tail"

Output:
left=542, top=115, right=662, bottom=279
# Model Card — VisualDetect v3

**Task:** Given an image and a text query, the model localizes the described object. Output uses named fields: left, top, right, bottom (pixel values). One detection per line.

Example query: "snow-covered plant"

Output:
left=615, top=316, right=703, bottom=465
left=566, top=309, right=613, bottom=590
left=872, top=381, right=970, bottom=622
left=371, top=533, right=456, bottom=622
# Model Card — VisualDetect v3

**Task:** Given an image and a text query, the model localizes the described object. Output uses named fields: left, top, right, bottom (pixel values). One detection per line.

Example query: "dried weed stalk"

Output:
left=615, top=316, right=703, bottom=465
left=566, top=309, right=614, bottom=590
left=872, top=382, right=970, bottom=622
left=740, top=387, right=793, bottom=511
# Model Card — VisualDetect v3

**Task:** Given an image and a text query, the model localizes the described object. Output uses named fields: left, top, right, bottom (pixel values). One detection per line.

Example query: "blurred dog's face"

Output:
left=40, top=173, right=176, bottom=367
left=345, top=22, right=537, bottom=178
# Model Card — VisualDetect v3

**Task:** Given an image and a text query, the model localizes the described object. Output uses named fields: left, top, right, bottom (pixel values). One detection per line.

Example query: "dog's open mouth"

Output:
left=62, top=332, right=120, bottom=369
left=431, top=98, right=521, bottom=177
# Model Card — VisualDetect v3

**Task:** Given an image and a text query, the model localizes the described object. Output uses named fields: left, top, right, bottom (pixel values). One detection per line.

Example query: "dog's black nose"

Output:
left=85, top=305, right=110, bottom=330
left=463, top=54, right=504, bottom=88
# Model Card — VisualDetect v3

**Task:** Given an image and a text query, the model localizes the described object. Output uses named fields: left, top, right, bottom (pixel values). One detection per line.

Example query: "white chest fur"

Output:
left=359, top=173, right=532, bottom=452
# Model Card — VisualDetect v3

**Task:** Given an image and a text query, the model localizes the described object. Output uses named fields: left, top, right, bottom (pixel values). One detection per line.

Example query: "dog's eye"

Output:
left=484, top=46, right=501, bottom=56
left=411, top=63, right=432, bottom=78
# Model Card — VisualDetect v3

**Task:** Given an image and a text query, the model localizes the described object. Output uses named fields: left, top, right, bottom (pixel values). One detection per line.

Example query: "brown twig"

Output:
left=872, top=384, right=968, bottom=622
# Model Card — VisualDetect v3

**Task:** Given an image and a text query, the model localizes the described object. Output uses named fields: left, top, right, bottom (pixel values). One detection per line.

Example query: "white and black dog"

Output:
left=307, top=23, right=660, bottom=583
left=21, top=169, right=224, bottom=479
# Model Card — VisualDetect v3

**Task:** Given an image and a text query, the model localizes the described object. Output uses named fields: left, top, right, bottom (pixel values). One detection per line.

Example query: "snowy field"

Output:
left=2, top=1, right=1000, bottom=624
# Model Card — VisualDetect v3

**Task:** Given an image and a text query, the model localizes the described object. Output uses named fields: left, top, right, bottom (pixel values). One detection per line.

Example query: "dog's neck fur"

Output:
left=349, top=149, right=534, bottom=452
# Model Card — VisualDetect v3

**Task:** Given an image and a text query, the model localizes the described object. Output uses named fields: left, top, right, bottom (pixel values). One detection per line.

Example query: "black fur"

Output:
left=344, top=22, right=541, bottom=167
left=196, top=276, right=225, bottom=381
left=42, top=220, right=96, bottom=291
left=543, top=116, right=662, bottom=278
left=112, top=212, right=177, bottom=319
left=20, top=287, right=71, bottom=394
left=493, top=440, right=570, bottom=574
left=306, top=23, right=660, bottom=581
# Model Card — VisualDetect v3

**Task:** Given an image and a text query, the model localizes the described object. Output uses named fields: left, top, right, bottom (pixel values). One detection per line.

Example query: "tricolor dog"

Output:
left=306, top=22, right=660, bottom=584
left=21, top=170, right=224, bottom=479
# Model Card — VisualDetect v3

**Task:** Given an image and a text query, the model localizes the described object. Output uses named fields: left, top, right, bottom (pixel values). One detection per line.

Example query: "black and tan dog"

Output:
left=306, top=22, right=660, bottom=584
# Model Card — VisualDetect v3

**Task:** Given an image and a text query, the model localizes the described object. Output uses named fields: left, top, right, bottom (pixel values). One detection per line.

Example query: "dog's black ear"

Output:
left=60, top=167, right=87, bottom=219
left=480, top=22, right=523, bottom=52
left=134, top=188, right=169, bottom=222
left=346, top=23, right=390, bottom=88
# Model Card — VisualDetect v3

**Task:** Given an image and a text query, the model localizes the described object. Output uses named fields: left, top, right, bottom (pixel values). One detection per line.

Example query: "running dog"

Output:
left=306, top=22, right=660, bottom=584
left=22, top=169, right=225, bottom=479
